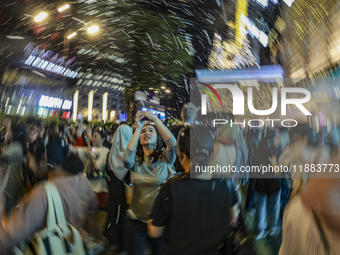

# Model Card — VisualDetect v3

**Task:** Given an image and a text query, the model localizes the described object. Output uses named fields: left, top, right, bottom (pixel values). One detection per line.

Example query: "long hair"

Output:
left=136, top=124, right=164, bottom=165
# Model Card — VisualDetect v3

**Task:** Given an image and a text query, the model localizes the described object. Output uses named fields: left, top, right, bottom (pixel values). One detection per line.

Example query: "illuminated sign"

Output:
left=241, top=14, right=268, bottom=47
left=39, top=95, right=72, bottom=110
left=62, top=111, right=71, bottom=119
left=24, top=55, right=78, bottom=78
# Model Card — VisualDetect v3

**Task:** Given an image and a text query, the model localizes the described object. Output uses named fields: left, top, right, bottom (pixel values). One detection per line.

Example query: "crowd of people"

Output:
left=0, top=104, right=339, bottom=255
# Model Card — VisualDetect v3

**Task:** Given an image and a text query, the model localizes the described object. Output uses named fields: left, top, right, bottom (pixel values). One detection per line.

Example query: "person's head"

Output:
left=291, top=123, right=309, bottom=143
left=48, top=124, right=59, bottom=136
left=250, top=129, right=261, bottom=142
left=180, top=103, right=198, bottom=124
left=177, top=126, right=214, bottom=173
left=216, top=125, right=236, bottom=145
left=92, top=128, right=106, bottom=147
left=6, top=123, right=26, bottom=146
left=139, top=124, right=158, bottom=147
left=136, top=124, right=164, bottom=164
left=62, top=155, right=84, bottom=175
left=28, top=141, right=48, bottom=179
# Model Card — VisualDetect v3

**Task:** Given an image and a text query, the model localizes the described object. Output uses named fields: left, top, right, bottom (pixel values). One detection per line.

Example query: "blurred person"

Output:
left=66, top=124, right=77, bottom=145
left=279, top=177, right=340, bottom=254
left=278, top=124, right=330, bottom=198
left=103, top=130, right=112, bottom=150
left=83, top=120, right=92, bottom=143
left=245, top=129, right=262, bottom=211
left=70, top=128, right=109, bottom=251
left=210, top=125, right=248, bottom=179
left=253, top=130, right=281, bottom=239
left=31, top=123, right=43, bottom=144
left=247, top=129, right=262, bottom=167
left=327, top=125, right=339, bottom=152
left=0, top=123, right=26, bottom=215
left=169, top=103, right=198, bottom=173
left=0, top=141, right=97, bottom=254
left=72, top=123, right=88, bottom=146
left=169, top=102, right=198, bottom=143
left=148, top=126, right=239, bottom=255
left=105, top=125, right=132, bottom=251
left=71, top=129, right=109, bottom=209
left=123, top=111, right=176, bottom=255
left=273, top=127, right=290, bottom=159
left=209, top=125, right=237, bottom=178
left=43, top=124, right=69, bottom=169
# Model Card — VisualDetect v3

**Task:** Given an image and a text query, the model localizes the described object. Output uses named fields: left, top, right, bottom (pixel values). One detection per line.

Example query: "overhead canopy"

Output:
left=195, top=65, right=284, bottom=83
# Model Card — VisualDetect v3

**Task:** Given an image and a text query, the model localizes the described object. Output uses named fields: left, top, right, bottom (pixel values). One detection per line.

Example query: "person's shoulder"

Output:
left=31, top=181, right=48, bottom=193
left=173, top=172, right=190, bottom=180
left=24, top=181, right=48, bottom=205
left=53, top=174, right=94, bottom=196
left=160, top=173, right=190, bottom=187
left=169, top=125, right=184, bottom=135
left=169, top=125, right=182, bottom=131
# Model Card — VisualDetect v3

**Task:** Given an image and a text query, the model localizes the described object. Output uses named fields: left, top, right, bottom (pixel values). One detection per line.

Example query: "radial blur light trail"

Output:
left=34, top=12, right=47, bottom=22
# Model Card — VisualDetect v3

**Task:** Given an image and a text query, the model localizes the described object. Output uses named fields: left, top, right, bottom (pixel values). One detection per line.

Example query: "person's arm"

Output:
left=0, top=185, right=47, bottom=253
left=123, top=112, right=145, bottom=169
left=67, top=129, right=76, bottom=145
left=123, top=128, right=141, bottom=170
left=148, top=220, right=165, bottom=238
left=69, top=144, right=81, bottom=155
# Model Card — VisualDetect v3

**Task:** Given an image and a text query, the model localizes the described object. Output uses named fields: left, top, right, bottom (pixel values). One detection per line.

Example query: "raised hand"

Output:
left=135, top=111, right=146, bottom=129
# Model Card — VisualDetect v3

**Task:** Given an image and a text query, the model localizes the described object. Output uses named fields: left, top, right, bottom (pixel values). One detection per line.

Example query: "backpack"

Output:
left=14, top=182, right=86, bottom=255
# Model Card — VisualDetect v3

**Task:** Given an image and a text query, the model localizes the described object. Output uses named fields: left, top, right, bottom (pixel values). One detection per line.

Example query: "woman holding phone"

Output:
left=123, top=111, right=177, bottom=255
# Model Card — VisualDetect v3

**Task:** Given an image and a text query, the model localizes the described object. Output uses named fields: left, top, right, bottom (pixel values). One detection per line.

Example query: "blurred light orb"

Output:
left=87, top=25, right=99, bottom=34
left=34, top=12, right=48, bottom=22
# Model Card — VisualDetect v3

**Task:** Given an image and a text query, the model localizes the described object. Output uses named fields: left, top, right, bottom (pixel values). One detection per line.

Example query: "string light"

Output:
left=58, top=4, right=70, bottom=12
left=208, top=32, right=257, bottom=70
